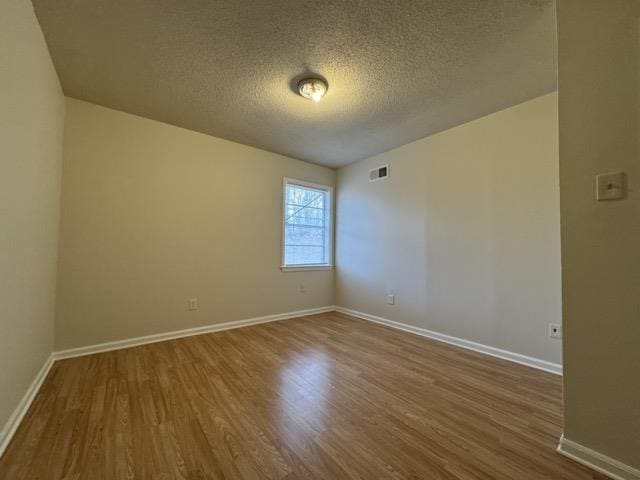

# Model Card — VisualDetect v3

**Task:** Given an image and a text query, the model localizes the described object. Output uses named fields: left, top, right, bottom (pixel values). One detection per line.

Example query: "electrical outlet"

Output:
left=596, top=172, right=626, bottom=201
left=387, top=294, right=395, bottom=305
left=549, top=323, right=562, bottom=339
left=188, top=298, right=199, bottom=311
left=299, top=284, right=307, bottom=295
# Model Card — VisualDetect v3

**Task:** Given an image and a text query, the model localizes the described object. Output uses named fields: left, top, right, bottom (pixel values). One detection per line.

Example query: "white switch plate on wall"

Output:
left=387, top=294, right=395, bottom=305
left=596, top=171, right=626, bottom=200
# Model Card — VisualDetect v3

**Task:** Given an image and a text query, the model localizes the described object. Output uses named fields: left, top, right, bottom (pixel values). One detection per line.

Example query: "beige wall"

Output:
left=336, top=93, right=562, bottom=364
left=557, top=0, right=640, bottom=469
left=0, top=0, right=64, bottom=431
left=56, top=98, right=335, bottom=350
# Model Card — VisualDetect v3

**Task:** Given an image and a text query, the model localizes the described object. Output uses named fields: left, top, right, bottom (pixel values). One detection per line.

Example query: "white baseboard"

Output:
left=557, top=435, right=640, bottom=480
left=53, top=306, right=335, bottom=360
left=334, top=306, right=562, bottom=375
left=0, top=353, right=55, bottom=459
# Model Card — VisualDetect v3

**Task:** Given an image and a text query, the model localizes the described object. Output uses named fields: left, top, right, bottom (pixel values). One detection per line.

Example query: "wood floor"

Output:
left=0, top=312, right=605, bottom=479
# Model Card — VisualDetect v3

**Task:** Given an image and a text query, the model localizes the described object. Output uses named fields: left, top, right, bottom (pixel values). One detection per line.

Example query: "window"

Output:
left=282, top=178, right=333, bottom=270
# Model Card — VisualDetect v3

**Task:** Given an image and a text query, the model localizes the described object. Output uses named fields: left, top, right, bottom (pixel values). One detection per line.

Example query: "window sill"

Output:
left=281, top=265, right=333, bottom=272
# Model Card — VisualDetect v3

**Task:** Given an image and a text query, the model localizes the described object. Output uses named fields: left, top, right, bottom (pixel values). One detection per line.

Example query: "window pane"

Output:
left=286, top=186, right=324, bottom=209
left=285, top=246, right=325, bottom=265
left=284, top=182, right=329, bottom=266
left=285, top=225, right=324, bottom=247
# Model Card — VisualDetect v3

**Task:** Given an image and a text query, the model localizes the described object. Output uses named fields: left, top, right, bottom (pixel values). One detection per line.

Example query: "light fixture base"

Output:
left=298, top=78, right=328, bottom=102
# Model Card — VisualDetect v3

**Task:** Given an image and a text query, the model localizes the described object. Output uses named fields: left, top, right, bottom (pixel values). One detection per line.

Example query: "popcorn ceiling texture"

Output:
left=33, top=0, right=556, bottom=167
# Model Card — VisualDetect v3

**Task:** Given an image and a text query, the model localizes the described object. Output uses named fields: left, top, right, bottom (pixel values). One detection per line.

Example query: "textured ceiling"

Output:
left=33, top=0, right=557, bottom=168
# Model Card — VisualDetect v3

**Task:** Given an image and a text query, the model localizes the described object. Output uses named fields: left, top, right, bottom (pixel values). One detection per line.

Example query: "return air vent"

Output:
left=369, top=164, right=389, bottom=182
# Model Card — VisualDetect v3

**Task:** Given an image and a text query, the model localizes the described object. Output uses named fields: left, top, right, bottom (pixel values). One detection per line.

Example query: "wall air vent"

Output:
left=369, top=164, right=389, bottom=182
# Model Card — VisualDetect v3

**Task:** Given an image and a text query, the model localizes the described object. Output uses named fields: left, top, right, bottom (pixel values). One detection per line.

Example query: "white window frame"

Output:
left=281, top=177, right=333, bottom=272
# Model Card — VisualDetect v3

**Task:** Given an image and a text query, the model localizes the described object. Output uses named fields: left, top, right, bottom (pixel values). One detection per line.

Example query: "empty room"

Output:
left=1, top=0, right=639, bottom=479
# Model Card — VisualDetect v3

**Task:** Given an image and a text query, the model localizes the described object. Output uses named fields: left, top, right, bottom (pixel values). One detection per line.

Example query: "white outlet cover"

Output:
left=189, top=298, right=199, bottom=310
left=596, top=172, right=626, bottom=201
left=387, top=294, right=395, bottom=305
left=548, top=323, right=562, bottom=339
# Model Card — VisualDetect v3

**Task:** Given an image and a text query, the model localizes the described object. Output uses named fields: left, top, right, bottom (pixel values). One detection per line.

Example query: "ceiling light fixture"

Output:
left=298, top=78, right=328, bottom=102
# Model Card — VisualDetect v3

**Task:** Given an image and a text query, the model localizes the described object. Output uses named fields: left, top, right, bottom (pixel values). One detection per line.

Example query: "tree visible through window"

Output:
left=283, top=179, right=332, bottom=267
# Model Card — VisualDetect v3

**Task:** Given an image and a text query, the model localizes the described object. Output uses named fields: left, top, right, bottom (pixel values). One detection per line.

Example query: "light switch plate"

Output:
left=596, top=172, right=626, bottom=201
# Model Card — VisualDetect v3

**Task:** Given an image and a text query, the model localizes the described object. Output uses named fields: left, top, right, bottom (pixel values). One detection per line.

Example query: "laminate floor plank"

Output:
left=0, top=312, right=606, bottom=479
